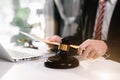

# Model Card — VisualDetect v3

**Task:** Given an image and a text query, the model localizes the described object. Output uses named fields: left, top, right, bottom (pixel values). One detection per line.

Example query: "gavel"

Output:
left=20, top=31, right=79, bottom=49
left=44, top=38, right=79, bottom=69
left=19, top=31, right=79, bottom=68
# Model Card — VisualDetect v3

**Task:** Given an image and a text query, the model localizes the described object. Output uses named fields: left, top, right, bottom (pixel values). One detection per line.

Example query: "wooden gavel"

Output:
left=45, top=40, right=79, bottom=49
left=20, top=31, right=79, bottom=49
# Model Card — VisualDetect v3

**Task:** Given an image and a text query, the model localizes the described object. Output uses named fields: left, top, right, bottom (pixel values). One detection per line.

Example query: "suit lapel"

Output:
left=82, top=0, right=99, bottom=40
left=108, top=0, right=120, bottom=40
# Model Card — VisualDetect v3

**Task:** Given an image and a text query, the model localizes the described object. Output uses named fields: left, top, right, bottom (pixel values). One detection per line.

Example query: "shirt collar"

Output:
left=108, top=0, right=117, bottom=5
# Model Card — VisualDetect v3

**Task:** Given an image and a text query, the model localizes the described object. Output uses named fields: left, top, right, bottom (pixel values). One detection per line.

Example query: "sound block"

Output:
left=44, top=55, right=79, bottom=69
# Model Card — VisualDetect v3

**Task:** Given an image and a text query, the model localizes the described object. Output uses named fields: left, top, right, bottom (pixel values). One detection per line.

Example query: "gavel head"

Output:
left=58, top=38, right=70, bottom=52
left=44, top=38, right=79, bottom=69
left=57, top=38, right=71, bottom=58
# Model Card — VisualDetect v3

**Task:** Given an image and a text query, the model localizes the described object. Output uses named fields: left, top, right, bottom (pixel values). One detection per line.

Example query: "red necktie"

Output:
left=95, top=0, right=106, bottom=40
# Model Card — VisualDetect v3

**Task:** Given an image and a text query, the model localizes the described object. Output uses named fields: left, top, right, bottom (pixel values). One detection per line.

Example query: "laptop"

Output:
left=0, top=43, right=50, bottom=62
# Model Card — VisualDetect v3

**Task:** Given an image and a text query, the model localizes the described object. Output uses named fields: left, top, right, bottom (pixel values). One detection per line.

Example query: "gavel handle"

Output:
left=20, top=31, right=79, bottom=49
left=45, top=40, right=79, bottom=49
left=34, top=36, right=79, bottom=49
left=70, top=45, right=79, bottom=49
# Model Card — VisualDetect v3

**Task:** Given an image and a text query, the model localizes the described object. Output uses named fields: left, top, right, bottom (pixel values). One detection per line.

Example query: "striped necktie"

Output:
left=95, top=0, right=106, bottom=40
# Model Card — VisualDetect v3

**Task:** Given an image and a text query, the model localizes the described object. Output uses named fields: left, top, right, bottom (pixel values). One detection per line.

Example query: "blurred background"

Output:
left=0, top=0, right=80, bottom=48
left=0, top=0, right=53, bottom=47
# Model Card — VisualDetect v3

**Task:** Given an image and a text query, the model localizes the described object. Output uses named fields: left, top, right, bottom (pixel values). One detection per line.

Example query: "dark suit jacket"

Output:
left=65, top=0, right=120, bottom=62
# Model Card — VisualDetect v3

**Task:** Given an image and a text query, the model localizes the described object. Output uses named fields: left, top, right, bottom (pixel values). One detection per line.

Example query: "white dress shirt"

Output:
left=93, top=0, right=117, bottom=40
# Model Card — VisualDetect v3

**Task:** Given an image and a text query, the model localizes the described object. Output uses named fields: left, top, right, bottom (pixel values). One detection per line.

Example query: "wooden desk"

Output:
left=0, top=57, right=120, bottom=80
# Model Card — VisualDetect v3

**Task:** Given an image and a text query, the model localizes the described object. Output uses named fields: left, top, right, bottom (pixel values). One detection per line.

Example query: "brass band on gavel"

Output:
left=58, top=44, right=70, bottom=51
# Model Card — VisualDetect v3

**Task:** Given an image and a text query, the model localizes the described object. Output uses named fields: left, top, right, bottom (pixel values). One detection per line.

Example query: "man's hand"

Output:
left=45, top=35, right=61, bottom=50
left=46, top=35, right=61, bottom=43
left=78, top=39, right=108, bottom=59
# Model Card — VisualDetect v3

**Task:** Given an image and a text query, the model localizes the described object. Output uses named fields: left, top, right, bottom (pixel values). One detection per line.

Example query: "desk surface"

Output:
left=0, top=44, right=120, bottom=80
left=0, top=56, right=120, bottom=80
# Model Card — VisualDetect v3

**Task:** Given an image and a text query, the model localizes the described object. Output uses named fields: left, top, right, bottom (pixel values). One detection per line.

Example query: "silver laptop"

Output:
left=0, top=43, right=49, bottom=62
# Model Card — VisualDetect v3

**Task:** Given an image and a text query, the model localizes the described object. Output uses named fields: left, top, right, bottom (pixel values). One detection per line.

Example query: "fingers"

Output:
left=78, top=40, right=89, bottom=55
left=78, top=46, right=85, bottom=55
left=45, top=35, right=61, bottom=51
left=78, top=46, right=98, bottom=59
left=88, top=50, right=96, bottom=58
left=82, top=45, right=93, bottom=58
left=78, top=45, right=95, bottom=59
left=46, top=35, right=61, bottom=43
left=92, top=54, right=99, bottom=59
left=78, top=39, right=90, bottom=58
left=77, top=39, right=107, bottom=59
